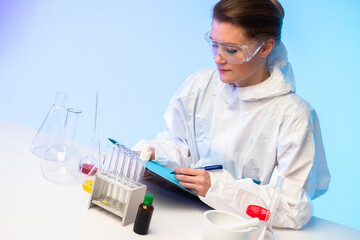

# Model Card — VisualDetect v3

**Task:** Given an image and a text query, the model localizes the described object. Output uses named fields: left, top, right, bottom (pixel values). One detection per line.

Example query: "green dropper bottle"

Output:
left=133, top=194, right=154, bottom=235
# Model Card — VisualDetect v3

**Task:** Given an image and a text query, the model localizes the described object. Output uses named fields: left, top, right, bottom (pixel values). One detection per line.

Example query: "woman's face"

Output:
left=210, top=19, right=269, bottom=87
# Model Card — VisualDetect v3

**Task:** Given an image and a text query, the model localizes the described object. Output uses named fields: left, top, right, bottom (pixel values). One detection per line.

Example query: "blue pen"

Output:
left=108, top=138, right=129, bottom=151
left=108, top=138, right=122, bottom=147
left=170, top=165, right=223, bottom=174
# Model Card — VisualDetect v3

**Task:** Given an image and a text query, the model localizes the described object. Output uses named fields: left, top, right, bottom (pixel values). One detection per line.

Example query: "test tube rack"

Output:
left=87, top=173, right=147, bottom=226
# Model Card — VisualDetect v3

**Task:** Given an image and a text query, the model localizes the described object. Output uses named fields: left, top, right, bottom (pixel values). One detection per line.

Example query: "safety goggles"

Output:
left=204, top=31, right=264, bottom=64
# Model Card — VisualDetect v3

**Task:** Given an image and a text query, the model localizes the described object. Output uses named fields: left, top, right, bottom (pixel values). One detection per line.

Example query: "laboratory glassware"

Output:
left=87, top=172, right=147, bottom=226
left=249, top=176, right=285, bottom=240
left=99, top=146, right=114, bottom=174
left=100, top=146, right=117, bottom=205
left=87, top=142, right=148, bottom=226
left=112, top=148, right=132, bottom=211
left=112, top=145, right=127, bottom=209
left=117, top=146, right=150, bottom=213
left=265, top=176, right=284, bottom=240
left=109, top=147, right=123, bottom=207
left=80, top=92, right=102, bottom=192
left=96, top=142, right=148, bottom=211
left=81, top=140, right=103, bottom=193
left=41, top=108, right=82, bottom=184
left=112, top=145, right=130, bottom=211
left=31, top=92, right=68, bottom=158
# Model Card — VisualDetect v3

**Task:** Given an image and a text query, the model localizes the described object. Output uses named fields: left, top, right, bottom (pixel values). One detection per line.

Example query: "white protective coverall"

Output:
left=133, top=42, right=331, bottom=229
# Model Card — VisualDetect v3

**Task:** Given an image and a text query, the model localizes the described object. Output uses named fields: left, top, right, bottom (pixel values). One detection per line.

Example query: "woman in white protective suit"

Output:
left=133, top=0, right=330, bottom=229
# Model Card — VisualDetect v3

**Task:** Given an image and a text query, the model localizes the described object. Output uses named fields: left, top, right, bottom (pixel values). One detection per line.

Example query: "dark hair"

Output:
left=213, top=0, right=284, bottom=43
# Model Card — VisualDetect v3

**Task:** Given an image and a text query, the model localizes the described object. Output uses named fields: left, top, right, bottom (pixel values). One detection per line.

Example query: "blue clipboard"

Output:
left=145, top=161, right=197, bottom=196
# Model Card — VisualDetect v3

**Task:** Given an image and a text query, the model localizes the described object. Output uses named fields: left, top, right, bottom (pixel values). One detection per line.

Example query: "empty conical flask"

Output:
left=41, top=108, right=82, bottom=184
left=31, top=92, right=69, bottom=159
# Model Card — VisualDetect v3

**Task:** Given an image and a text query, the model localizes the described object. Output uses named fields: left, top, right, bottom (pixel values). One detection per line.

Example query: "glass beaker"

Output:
left=41, top=108, right=82, bottom=184
left=31, top=92, right=69, bottom=159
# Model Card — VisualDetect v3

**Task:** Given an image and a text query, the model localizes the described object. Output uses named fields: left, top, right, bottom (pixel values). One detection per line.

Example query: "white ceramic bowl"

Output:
left=202, top=210, right=259, bottom=240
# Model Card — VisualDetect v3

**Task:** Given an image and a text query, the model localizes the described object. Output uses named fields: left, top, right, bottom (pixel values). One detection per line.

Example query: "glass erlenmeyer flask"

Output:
left=31, top=92, right=69, bottom=159
left=41, top=108, right=82, bottom=184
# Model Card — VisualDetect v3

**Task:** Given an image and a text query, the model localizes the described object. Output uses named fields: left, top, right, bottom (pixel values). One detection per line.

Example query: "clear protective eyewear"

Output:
left=204, top=31, right=264, bottom=64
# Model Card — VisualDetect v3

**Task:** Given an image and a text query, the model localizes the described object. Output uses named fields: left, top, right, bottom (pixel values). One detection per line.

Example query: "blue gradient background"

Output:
left=0, top=0, right=359, bottom=230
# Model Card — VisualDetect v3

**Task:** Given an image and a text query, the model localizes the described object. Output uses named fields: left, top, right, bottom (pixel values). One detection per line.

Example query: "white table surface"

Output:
left=0, top=118, right=359, bottom=240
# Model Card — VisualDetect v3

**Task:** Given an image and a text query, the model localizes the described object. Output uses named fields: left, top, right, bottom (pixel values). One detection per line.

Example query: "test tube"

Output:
left=98, top=151, right=109, bottom=174
left=127, top=151, right=139, bottom=186
left=116, top=152, right=143, bottom=212
left=100, top=185, right=111, bottom=205
left=108, top=146, right=121, bottom=179
left=98, top=147, right=115, bottom=202
left=116, top=148, right=135, bottom=212
left=117, top=145, right=128, bottom=183
left=108, top=147, right=119, bottom=206
left=111, top=146, right=127, bottom=208
left=120, top=189, right=130, bottom=215
left=110, top=145, right=128, bottom=207
left=103, top=146, right=116, bottom=175
left=134, top=156, right=147, bottom=183
left=121, top=148, right=132, bottom=183
left=100, top=146, right=120, bottom=205
left=101, top=145, right=124, bottom=210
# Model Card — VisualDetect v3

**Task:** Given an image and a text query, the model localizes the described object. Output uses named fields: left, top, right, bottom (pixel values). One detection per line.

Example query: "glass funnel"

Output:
left=249, top=176, right=285, bottom=240
left=41, top=108, right=82, bottom=184
left=31, top=92, right=69, bottom=158
left=81, top=138, right=101, bottom=193
left=80, top=92, right=102, bottom=192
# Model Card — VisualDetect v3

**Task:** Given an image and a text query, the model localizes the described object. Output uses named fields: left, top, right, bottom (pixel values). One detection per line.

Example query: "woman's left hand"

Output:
left=173, top=168, right=211, bottom=197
